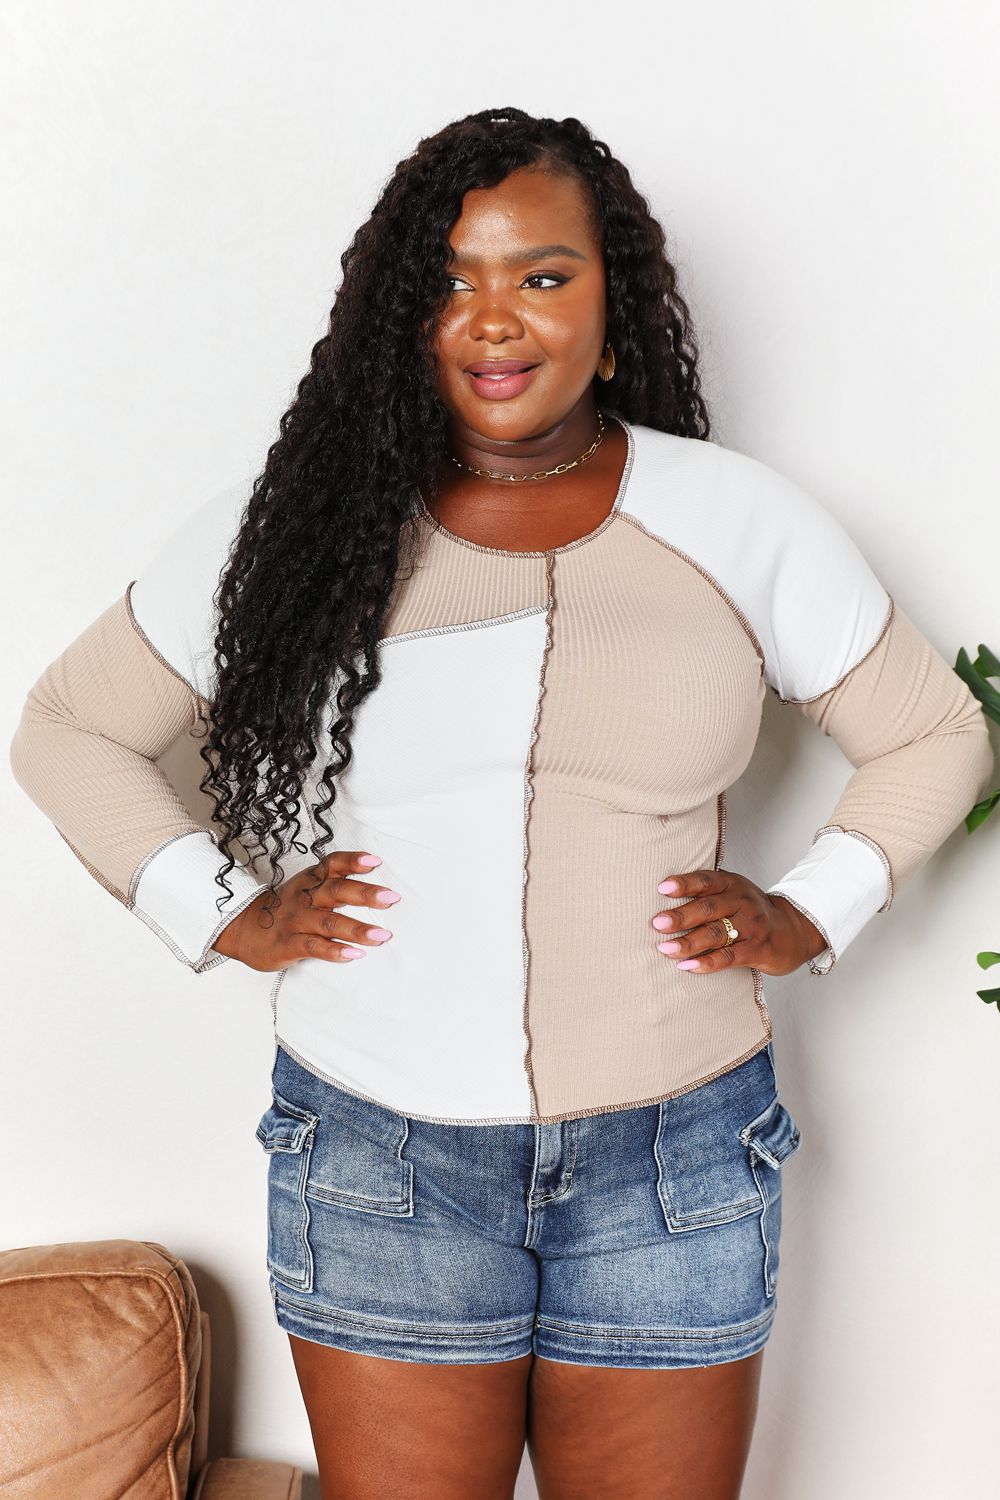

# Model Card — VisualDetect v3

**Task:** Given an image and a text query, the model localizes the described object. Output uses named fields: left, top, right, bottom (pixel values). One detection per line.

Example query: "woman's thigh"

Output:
left=287, top=1335, right=762, bottom=1500
left=526, top=1348, right=764, bottom=1500
left=287, top=1335, right=533, bottom=1500
left=521, top=1041, right=799, bottom=1497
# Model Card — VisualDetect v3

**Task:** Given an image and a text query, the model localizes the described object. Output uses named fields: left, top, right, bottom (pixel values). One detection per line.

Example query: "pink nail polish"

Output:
left=677, top=959, right=700, bottom=970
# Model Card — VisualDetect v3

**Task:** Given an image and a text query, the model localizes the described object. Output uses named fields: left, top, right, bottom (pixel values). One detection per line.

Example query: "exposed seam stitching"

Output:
left=776, top=593, right=895, bottom=705
left=56, top=829, right=128, bottom=904
left=768, top=889, right=837, bottom=974
left=127, top=826, right=218, bottom=906
left=519, top=553, right=556, bottom=1119
left=272, top=1032, right=774, bottom=1126
left=124, top=579, right=199, bottom=698
left=191, top=883, right=265, bottom=967
left=127, top=827, right=263, bottom=970
left=270, top=968, right=287, bottom=1027
left=273, top=1284, right=536, bottom=1337
left=714, top=789, right=727, bottom=868
left=130, top=899, right=250, bottom=974
left=376, top=604, right=548, bottom=647
left=751, top=967, right=772, bottom=1036
left=535, top=1303, right=775, bottom=1340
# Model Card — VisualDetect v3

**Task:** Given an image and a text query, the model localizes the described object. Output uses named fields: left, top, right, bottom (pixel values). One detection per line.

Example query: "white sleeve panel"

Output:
left=131, top=828, right=267, bottom=972
left=127, top=479, right=251, bottom=699
left=699, top=442, right=894, bottom=702
left=765, top=827, right=892, bottom=974
left=619, top=431, right=893, bottom=701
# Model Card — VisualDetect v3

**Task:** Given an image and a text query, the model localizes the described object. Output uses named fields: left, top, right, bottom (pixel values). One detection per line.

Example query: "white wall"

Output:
left=3, top=3, right=998, bottom=1495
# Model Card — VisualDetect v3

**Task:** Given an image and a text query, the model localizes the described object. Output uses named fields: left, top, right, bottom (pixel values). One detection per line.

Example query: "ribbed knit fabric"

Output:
left=9, top=418, right=994, bottom=1122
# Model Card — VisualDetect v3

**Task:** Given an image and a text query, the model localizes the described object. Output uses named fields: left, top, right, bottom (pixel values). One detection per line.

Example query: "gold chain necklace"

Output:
left=448, top=409, right=605, bottom=483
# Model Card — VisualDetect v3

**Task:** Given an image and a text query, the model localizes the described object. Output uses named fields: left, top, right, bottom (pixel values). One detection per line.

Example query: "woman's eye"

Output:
left=445, top=273, right=567, bottom=292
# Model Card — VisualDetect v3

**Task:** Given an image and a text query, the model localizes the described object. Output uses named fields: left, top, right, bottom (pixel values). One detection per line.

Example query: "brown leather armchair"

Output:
left=0, top=1238, right=303, bottom=1499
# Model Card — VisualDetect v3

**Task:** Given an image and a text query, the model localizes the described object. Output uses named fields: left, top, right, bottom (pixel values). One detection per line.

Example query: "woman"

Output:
left=11, top=108, right=993, bottom=1499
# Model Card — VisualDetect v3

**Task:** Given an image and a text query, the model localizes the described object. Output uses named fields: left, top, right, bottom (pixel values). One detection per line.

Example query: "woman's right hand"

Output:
left=210, top=850, right=400, bottom=972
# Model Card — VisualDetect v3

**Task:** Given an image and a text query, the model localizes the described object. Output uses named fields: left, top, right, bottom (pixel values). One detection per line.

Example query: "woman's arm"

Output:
left=8, top=485, right=268, bottom=972
left=764, top=600, right=994, bottom=975
left=665, top=438, right=1000, bottom=979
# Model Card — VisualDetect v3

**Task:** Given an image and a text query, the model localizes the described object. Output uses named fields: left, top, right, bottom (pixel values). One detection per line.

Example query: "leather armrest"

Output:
left=190, top=1457, right=304, bottom=1499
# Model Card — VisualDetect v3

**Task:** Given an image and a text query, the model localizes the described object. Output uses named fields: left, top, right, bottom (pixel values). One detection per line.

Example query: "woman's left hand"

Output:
left=652, top=868, right=828, bottom=976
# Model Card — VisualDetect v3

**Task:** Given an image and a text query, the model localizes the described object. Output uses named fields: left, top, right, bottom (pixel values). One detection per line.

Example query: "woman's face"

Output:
left=430, top=166, right=607, bottom=442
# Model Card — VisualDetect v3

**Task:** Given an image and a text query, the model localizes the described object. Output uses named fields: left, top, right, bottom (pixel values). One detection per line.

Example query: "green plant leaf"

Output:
left=958, top=645, right=1000, bottom=1007
left=965, top=790, right=1000, bottom=832
left=972, top=644, right=1000, bottom=678
left=955, top=647, right=1000, bottom=722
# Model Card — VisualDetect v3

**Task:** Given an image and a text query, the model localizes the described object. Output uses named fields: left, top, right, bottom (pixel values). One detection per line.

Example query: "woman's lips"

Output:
left=465, top=364, right=540, bottom=401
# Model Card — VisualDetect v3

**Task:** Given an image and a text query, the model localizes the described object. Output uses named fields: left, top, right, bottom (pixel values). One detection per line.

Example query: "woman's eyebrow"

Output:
left=449, top=243, right=589, bottom=267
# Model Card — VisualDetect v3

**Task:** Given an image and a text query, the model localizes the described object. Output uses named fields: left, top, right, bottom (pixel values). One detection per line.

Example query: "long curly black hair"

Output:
left=197, top=105, right=713, bottom=924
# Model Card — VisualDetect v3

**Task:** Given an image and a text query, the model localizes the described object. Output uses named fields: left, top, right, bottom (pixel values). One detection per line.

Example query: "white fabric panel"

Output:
left=765, top=826, right=892, bottom=974
left=131, top=828, right=267, bottom=971
left=619, top=428, right=891, bottom=701
left=126, top=480, right=266, bottom=971
left=272, top=609, right=549, bottom=1122
left=128, top=480, right=250, bottom=698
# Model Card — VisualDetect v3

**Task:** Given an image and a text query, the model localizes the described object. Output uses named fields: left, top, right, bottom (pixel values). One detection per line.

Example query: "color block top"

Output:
left=10, top=417, right=993, bottom=1123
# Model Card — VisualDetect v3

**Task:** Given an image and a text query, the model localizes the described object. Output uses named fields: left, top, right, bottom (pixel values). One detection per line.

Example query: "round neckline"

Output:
left=414, top=412, right=635, bottom=558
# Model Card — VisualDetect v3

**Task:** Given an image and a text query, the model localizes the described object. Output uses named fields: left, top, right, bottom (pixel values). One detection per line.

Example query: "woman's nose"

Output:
left=466, top=298, right=525, bottom=343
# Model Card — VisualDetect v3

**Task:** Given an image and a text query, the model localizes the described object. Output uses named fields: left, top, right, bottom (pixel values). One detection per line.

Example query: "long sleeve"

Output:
left=8, top=482, right=269, bottom=973
left=671, top=438, right=998, bottom=978
left=762, top=577, right=994, bottom=976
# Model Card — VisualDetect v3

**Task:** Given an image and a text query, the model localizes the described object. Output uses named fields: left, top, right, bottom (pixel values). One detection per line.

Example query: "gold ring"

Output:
left=722, top=916, right=739, bottom=945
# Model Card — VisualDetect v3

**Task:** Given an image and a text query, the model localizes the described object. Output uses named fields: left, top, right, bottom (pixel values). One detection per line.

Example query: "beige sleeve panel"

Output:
left=9, top=589, right=204, bottom=901
left=9, top=586, right=267, bottom=971
left=766, top=598, right=995, bottom=974
left=799, top=599, right=994, bottom=894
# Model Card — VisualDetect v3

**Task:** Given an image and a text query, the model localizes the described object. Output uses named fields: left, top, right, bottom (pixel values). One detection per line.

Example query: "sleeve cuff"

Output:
left=765, top=826, right=893, bottom=975
left=130, top=829, right=268, bottom=972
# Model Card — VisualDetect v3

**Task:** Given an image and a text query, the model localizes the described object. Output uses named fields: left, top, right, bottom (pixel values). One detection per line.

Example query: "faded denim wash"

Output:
left=255, top=1038, right=802, bottom=1368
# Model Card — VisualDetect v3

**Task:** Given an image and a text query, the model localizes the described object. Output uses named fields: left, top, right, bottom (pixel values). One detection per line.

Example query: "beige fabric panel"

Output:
left=9, top=588, right=204, bottom=903
left=383, top=515, right=548, bottom=636
left=380, top=517, right=773, bottom=1115
left=521, top=520, right=772, bottom=1118
left=794, top=599, right=995, bottom=900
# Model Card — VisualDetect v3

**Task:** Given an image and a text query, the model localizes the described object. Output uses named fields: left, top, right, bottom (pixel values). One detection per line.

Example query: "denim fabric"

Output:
left=254, top=1039, right=802, bottom=1368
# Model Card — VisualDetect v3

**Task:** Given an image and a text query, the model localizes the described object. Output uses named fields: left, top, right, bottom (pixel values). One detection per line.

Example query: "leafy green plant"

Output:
left=954, top=642, right=1000, bottom=1009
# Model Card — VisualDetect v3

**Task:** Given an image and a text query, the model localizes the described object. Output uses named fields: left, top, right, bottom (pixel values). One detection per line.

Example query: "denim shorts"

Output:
left=254, top=1038, right=802, bottom=1369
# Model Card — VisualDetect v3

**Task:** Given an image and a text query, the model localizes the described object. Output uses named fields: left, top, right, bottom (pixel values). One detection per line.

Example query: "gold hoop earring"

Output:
left=596, top=341, right=616, bottom=381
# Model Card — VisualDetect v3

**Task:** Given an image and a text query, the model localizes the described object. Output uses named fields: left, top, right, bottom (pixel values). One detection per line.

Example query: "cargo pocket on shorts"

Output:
left=305, top=1099, right=414, bottom=1219
left=739, top=1094, right=802, bottom=1299
left=655, top=1098, right=766, bottom=1232
left=255, top=1091, right=320, bottom=1293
